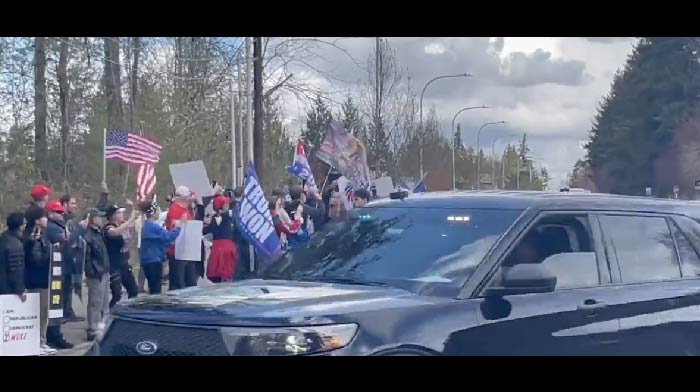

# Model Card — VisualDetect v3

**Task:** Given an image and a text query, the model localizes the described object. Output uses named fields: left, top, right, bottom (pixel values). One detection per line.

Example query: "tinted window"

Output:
left=670, top=222, right=700, bottom=278
left=494, top=214, right=600, bottom=292
left=261, top=207, right=523, bottom=297
left=599, top=215, right=681, bottom=283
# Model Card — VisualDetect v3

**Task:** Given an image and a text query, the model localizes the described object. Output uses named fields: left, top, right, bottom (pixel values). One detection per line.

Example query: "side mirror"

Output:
left=484, top=263, right=557, bottom=297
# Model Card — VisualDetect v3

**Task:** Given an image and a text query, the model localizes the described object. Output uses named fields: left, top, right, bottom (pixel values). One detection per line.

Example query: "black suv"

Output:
left=93, top=191, right=700, bottom=356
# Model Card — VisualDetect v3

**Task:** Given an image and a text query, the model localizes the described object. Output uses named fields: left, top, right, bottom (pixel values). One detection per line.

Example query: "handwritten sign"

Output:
left=0, top=293, right=40, bottom=356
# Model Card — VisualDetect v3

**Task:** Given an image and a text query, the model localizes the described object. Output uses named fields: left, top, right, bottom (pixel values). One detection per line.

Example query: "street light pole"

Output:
left=451, top=105, right=489, bottom=190
left=475, top=121, right=506, bottom=190
left=491, top=135, right=517, bottom=190
left=419, top=73, right=472, bottom=180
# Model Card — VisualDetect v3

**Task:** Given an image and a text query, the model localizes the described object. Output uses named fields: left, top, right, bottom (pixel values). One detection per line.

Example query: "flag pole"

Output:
left=102, top=128, right=107, bottom=184
left=320, top=165, right=333, bottom=193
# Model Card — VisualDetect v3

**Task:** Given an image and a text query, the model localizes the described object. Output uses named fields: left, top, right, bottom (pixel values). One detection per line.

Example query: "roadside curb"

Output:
left=55, top=341, right=93, bottom=356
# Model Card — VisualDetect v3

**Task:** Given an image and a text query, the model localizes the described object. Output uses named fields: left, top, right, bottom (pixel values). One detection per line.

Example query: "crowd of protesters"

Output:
left=0, top=175, right=372, bottom=355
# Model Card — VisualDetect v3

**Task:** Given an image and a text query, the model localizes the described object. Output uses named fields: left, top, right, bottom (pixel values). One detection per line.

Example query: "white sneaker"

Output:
left=40, top=345, right=57, bottom=356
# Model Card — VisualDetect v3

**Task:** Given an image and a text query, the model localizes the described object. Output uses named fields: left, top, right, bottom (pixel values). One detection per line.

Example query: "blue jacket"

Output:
left=140, top=220, right=181, bottom=265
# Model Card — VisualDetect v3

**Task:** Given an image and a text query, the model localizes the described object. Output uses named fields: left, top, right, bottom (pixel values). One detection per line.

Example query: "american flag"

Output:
left=105, top=130, right=162, bottom=165
left=136, top=163, right=157, bottom=201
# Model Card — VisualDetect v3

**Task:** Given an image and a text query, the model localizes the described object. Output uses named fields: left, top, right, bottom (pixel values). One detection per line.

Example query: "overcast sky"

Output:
left=277, top=37, right=637, bottom=189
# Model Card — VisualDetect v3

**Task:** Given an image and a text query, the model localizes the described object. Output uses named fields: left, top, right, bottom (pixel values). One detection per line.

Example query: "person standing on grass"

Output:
left=138, top=200, right=183, bottom=294
left=82, top=209, right=110, bottom=341
left=0, top=213, right=27, bottom=300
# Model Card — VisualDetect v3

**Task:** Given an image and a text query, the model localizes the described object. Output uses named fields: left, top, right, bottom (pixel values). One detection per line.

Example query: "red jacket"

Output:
left=272, top=212, right=301, bottom=237
left=165, top=202, right=193, bottom=256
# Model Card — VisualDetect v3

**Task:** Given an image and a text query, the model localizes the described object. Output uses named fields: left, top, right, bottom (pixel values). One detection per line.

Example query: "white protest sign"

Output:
left=169, top=160, right=213, bottom=198
left=0, top=293, right=40, bottom=356
left=374, top=176, right=395, bottom=198
left=175, top=220, right=204, bottom=262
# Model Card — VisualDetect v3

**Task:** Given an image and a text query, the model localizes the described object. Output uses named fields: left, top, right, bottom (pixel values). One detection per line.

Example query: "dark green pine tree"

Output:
left=340, top=96, right=364, bottom=141
left=302, top=94, right=332, bottom=151
left=584, top=37, right=700, bottom=195
left=453, top=123, right=465, bottom=155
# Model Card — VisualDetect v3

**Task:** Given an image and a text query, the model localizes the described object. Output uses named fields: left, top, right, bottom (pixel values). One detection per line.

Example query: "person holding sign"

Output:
left=138, top=200, right=183, bottom=294
left=166, top=186, right=205, bottom=290
left=23, top=209, right=53, bottom=355
left=0, top=213, right=27, bottom=299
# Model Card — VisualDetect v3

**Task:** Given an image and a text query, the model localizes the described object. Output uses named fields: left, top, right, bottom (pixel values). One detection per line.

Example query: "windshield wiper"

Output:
left=299, top=276, right=389, bottom=287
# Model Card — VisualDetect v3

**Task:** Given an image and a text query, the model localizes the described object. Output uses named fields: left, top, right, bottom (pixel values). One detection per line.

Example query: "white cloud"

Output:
left=271, top=37, right=637, bottom=188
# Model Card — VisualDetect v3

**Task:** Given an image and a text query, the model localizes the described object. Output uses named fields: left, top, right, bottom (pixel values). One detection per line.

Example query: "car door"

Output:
left=444, top=211, right=623, bottom=355
left=595, top=213, right=700, bottom=355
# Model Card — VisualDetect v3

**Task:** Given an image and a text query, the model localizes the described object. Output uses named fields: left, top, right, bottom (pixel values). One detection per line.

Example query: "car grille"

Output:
left=99, top=319, right=230, bottom=356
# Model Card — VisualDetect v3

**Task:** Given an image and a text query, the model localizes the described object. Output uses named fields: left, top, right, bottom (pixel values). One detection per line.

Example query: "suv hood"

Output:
left=114, top=279, right=444, bottom=327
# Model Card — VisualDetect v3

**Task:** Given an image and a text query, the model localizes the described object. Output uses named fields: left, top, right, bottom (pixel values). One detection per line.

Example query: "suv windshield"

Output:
left=260, top=207, right=523, bottom=298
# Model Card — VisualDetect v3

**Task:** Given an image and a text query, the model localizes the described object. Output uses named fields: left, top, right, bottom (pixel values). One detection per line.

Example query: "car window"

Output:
left=669, top=221, right=700, bottom=278
left=261, top=207, right=523, bottom=298
left=492, top=214, right=600, bottom=292
left=599, top=215, right=681, bottom=283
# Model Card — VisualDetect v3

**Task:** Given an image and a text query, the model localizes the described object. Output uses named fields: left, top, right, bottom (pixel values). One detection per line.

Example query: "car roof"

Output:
left=367, top=190, right=700, bottom=219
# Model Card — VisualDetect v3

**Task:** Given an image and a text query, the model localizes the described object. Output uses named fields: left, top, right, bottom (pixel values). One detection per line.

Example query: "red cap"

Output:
left=45, top=200, right=65, bottom=214
left=30, top=184, right=53, bottom=200
left=212, top=195, right=230, bottom=211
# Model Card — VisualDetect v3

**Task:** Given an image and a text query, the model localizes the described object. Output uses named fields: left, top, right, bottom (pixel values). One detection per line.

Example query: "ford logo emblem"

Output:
left=135, top=341, right=158, bottom=355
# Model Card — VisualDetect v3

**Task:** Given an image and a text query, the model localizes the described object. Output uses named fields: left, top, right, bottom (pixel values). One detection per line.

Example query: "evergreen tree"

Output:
left=302, top=94, right=332, bottom=151
left=584, top=37, right=700, bottom=195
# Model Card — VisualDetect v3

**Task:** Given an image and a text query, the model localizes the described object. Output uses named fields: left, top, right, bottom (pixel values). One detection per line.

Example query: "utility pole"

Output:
left=245, top=37, right=255, bottom=273
left=253, top=37, right=264, bottom=178
left=236, top=54, right=244, bottom=185
left=245, top=37, right=254, bottom=165
left=230, top=68, right=237, bottom=187
left=375, top=37, right=381, bottom=175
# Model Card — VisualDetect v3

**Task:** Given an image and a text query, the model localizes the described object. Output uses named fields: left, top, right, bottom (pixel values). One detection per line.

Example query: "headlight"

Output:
left=219, top=324, right=358, bottom=356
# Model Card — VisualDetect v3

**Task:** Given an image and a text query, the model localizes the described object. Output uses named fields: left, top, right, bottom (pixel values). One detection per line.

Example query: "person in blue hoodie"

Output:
left=138, top=199, right=183, bottom=294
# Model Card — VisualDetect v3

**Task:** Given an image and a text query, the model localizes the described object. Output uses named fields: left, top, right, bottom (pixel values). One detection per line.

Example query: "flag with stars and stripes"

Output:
left=337, top=176, right=354, bottom=210
left=105, top=129, right=162, bottom=165
left=136, top=163, right=157, bottom=201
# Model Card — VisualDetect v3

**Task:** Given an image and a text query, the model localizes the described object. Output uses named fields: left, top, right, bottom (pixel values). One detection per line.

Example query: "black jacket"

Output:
left=24, top=202, right=44, bottom=237
left=285, top=196, right=326, bottom=229
left=83, top=226, right=109, bottom=279
left=24, top=231, right=51, bottom=290
left=0, top=230, right=26, bottom=295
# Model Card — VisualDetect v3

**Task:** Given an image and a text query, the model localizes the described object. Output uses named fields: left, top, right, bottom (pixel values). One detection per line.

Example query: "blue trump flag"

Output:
left=286, top=140, right=316, bottom=188
left=234, top=163, right=281, bottom=258
left=413, top=178, right=427, bottom=193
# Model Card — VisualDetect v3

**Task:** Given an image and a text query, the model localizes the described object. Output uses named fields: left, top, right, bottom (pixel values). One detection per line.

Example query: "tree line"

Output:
left=572, top=37, right=700, bottom=198
left=0, top=37, right=548, bottom=222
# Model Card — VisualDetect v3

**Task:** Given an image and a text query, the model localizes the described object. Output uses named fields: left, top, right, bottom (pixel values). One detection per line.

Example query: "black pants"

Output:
left=110, top=262, right=139, bottom=308
left=142, top=263, right=163, bottom=294
left=62, top=274, right=75, bottom=318
left=168, top=255, right=198, bottom=291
